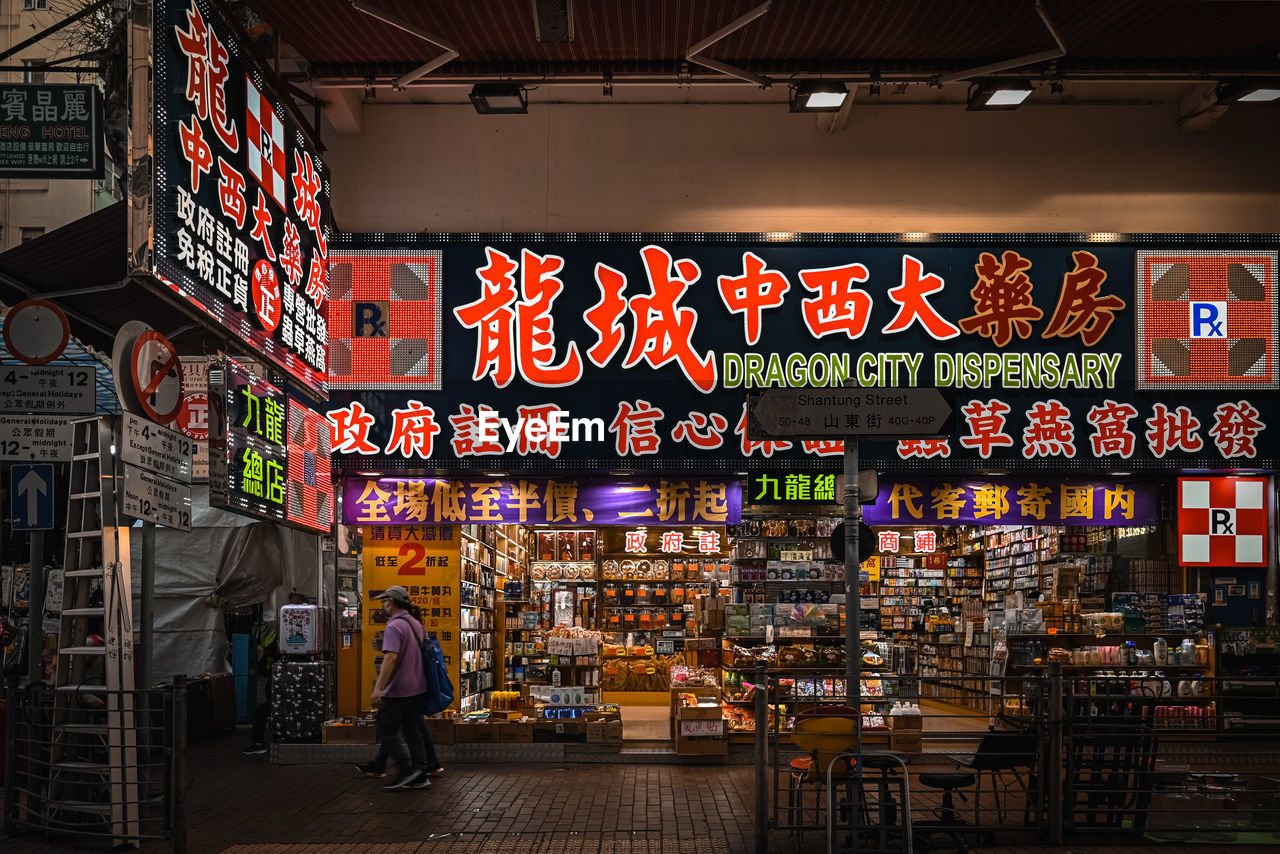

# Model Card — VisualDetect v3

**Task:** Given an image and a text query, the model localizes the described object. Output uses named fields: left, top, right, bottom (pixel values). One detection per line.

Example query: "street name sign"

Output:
left=0, top=365, right=95, bottom=414
left=747, top=387, right=952, bottom=440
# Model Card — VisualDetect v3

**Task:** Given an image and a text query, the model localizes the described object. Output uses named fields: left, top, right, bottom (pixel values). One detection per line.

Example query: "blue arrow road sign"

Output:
left=11, top=462, right=55, bottom=531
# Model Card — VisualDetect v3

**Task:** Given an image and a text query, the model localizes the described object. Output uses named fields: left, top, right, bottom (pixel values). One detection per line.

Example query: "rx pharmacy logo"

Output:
left=1136, top=250, right=1278, bottom=390
left=1178, top=477, right=1268, bottom=567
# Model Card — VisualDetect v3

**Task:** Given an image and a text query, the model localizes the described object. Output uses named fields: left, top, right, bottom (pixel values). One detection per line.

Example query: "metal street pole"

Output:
left=141, top=521, right=155, bottom=688
left=843, top=438, right=861, bottom=734
left=27, top=530, right=43, bottom=683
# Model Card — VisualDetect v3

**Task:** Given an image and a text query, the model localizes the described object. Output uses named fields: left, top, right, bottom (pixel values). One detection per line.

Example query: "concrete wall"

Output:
left=323, top=102, right=1280, bottom=235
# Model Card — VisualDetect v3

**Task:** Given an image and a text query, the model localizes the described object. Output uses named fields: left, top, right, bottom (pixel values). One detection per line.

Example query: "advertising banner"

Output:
left=327, top=237, right=1277, bottom=472
left=0, top=83, right=102, bottom=178
left=861, top=477, right=1159, bottom=527
left=343, top=476, right=742, bottom=526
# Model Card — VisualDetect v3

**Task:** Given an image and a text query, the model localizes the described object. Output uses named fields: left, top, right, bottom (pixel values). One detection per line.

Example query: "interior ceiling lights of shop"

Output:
left=789, top=80, right=848, bottom=112
left=967, top=79, right=1035, bottom=110
left=1216, top=79, right=1280, bottom=103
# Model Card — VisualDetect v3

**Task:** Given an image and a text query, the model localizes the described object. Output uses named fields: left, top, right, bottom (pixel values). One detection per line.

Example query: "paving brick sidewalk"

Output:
left=0, top=728, right=1252, bottom=854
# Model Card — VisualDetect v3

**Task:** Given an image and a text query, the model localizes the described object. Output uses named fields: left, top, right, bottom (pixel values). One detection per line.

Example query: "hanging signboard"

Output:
left=342, top=476, right=742, bottom=526
left=326, top=237, right=1277, bottom=473
left=121, top=465, right=193, bottom=532
left=1177, top=476, right=1269, bottom=567
left=208, top=355, right=287, bottom=522
left=0, top=415, right=73, bottom=461
left=0, top=365, right=95, bottom=414
left=121, top=412, right=194, bottom=484
left=177, top=357, right=210, bottom=480
left=0, top=83, right=103, bottom=179
left=133, top=0, right=330, bottom=399
left=284, top=400, right=333, bottom=532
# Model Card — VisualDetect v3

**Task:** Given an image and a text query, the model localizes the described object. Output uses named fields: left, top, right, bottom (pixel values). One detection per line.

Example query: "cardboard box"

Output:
left=424, top=717, right=454, bottom=745
left=453, top=723, right=501, bottom=744
left=499, top=721, right=534, bottom=743
left=321, top=723, right=377, bottom=745
left=585, top=709, right=622, bottom=723
left=888, top=714, right=923, bottom=731
left=889, top=732, right=923, bottom=754
left=676, top=733, right=728, bottom=755
left=587, top=720, right=624, bottom=743
left=534, top=720, right=587, bottom=741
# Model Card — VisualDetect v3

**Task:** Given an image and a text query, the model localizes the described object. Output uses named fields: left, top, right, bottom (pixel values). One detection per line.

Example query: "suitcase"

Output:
left=204, top=672, right=236, bottom=730
left=187, top=675, right=216, bottom=740
left=272, top=659, right=333, bottom=742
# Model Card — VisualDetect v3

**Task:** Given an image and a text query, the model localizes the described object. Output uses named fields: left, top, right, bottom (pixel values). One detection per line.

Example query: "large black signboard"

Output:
left=149, top=0, right=329, bottom=398
left=209, top=355, right=286, bottom=522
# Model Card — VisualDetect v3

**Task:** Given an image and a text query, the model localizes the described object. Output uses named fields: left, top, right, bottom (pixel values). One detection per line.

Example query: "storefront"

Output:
left=319, top=236, right=1277, bottom=752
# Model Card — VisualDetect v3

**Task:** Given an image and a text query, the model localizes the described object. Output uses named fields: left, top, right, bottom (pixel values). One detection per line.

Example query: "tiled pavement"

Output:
left=0, top=728, right=1256, bottom=854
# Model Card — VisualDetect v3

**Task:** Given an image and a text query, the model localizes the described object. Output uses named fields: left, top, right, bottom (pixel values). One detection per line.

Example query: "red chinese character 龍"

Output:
left=584, top=263, right=628, bottom=368
left=671, top=412, right=729, bottom=451
left=455, top=247, right=519, bottom=387
left=1210, top=400, right=1265, bottom=459
left=798, top=262, right=872, bottom=340
left=1023, top=399, right=1076, bottom=458
left=1145, top=403, right=1203, bottom=458
left=959, top=399, right=1014, bottom=459
left=178, top=117, right=212, bottom=193
left=328, top=402, right=378, bottom=454
left=449, top=403, right=505, bottom=457
left=1042, top=250, right=1125, bottom=346
left=882, top=254, right=960, bottom=340
left=174, top=1, right=238, bottom=152
left=1086, top=400, right=1139, bottom=458
left=897, top=439, right=951, bottom=459
left=610, top=400, right=665, bottom=456
left=717, top=251, right=790, bottom=345
left=624, top=246, right=716, bottom=393
left=960, top=251, right=1043, bottom=347
left=217, top=157, right=246, bottom=228
left=734, top=402, right=792, bottom=458
left=385, top=400, right=442, bottom=459
left=516, top=250, right=583, bottom=386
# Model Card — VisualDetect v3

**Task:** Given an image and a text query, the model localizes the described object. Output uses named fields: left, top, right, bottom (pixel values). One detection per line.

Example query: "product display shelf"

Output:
left=1216, top=628, right=1280, bottom=734
left=459, top=525, right=528, bottom=712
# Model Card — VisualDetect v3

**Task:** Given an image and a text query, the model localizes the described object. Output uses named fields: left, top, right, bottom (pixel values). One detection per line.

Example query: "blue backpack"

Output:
left=417, top=625, right=454, bottom=715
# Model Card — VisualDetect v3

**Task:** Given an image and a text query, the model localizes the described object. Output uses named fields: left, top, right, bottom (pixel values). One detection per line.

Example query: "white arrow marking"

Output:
left=17, top=467, right=47, bottom=524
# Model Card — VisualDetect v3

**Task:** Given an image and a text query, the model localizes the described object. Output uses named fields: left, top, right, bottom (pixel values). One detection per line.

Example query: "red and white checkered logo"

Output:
left=1178, top=476, right=1269, bottom=567
left=246, top=77, right=286, bottom=209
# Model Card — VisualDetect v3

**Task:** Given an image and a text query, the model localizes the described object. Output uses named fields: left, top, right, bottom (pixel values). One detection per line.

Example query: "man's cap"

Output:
left=377, top=585, right=411, bottom=605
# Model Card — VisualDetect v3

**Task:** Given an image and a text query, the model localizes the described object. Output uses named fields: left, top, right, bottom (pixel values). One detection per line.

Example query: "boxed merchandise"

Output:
left=424, top=717, right=455, bottom=745
left=321, top=720, right=377, bottom=744
left=676, top=733, right=728, bottom=755
left=534, top=720, right=587, bottom=741
left=499, top=721, right=534, bottom=743
left=453, top=722, right=501, bottom=744
left=889, top=731, right=923, bottom=753
left=587, top=720, right=624, bottom=743
left=887, top=713, right=923, bottom=731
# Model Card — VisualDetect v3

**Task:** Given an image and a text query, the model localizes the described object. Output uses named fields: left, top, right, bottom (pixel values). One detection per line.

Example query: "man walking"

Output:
left=356, top=585, right=429, bottom=790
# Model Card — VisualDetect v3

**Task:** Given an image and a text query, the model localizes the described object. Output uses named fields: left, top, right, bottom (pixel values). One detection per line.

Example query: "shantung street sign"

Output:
left=343, top=476, right=743, bottom=526
left=0, top=83, right=102, bottom=178
left=861, top=477, right=1159, bottom=527
left=326, top=237, right=1278, bottom=472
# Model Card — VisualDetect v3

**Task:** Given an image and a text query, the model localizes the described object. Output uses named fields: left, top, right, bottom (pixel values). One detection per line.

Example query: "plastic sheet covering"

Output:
left=129, top=485, right=320, bottom=681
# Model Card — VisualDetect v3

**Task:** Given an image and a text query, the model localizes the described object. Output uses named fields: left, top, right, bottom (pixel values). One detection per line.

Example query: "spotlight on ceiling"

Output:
left=469, top=83, right=528, bottom=115
left=789, top=81, right=849, bottom=113
left=1216, top=80, right=1280, bottom=103
left=967, top=80, right=1034, bottom=111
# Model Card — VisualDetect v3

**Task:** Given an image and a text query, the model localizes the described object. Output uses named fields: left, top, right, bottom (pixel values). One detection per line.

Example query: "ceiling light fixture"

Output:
left=967, top=80, right=1034, bottom=111
left=790, top=81, right=849, bottom=112
left=1216, top=80, right=1280, bottom=103
left=469, top=83, right=528, bottom=115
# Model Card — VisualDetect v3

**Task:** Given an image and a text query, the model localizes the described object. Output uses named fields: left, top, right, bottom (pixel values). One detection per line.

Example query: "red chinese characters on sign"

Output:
left=216, top=158, right=247, bottom=228
left=584, top=263, right=628, bottom=368
left=251, top=259, right=281, bottom=332
left=960, top=251, right=1043, bottom=347
left=1210, top=400, right=1266, bottom=459
left=513, top=404, right=568, bottom=458
left=178, top=117, right=212, bottom=193
left=898, top=439, right=951, bottom=459
left=697, top=531, right=721, bottom=553
left=1042, top=251, right=1125, bottom=346
left=718, top=252, right=790, bottom=345
left=801, top=440, right=845, bottom=456
left=280, top=219, right=303, bottom=287
left=174, top=0, right=238, bottom=152
left=624, top=531, right=647, bottom=553
left=1023, top=399, right=1076, bottom=458
left=385, top=401, right=442, bottom=459
left=877, top=531, right=900, bottom=553
left=610, top=400, right=664, bottom=456
left=1086, top=400, right=1139, bottom=458
left=882, top=255, right=960, bottom=340
left=250, top=188, right=276, bottom=261
left=328, top=402, right=378, bottom=455
left=455, top=248, right=518, bottom=386
left=735, top=403, right=792, bottom=457
left=1145, top=404, right=1203, bottom=458
left=913, top=531, right=937, bottom=553
left=449, top=404, right=504, bottom=457
left=623, top=246, right=716, bottom=393
left=671, top=411, right=728, bottom=450
left=291, top=149, right=325, bottom=255
left=798, top=263, right=873, bottom=340
left=958, top=400, right=1014, bottom=459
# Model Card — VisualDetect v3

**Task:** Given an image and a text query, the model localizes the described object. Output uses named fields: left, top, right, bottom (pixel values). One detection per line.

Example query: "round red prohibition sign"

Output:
left=3, top=298, right=70, bottom=365
left=176, top=392, right=210, bottom=441
left=130, top=330, right=185, bottom=424
left=252, top=260, right=282, bottom=332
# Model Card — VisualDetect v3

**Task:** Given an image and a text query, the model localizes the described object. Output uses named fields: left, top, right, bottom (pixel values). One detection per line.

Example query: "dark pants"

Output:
left=251, top=679, right=272, bottom=743
left=371, top=694, right=439, bottom=772
left=374, top=695, right=427, bottom=776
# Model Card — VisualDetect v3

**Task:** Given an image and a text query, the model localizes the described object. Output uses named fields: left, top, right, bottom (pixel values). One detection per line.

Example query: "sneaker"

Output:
left=355, top=762, right=386, bottom=778
left=241, top=744, right=267, bottom=756
left=428, top=766, right=445, bottom=777
left=409, top=775, right=433, bottom=790
left=384, top=769, right=425, bottom=791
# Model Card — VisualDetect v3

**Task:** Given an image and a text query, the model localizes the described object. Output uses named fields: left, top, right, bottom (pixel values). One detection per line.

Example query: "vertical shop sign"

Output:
left=208, top=355, right=287, bottom=521
left=137, top=0, right=330, bottom=398
left=284, top=400, right=333, bottom=532
left=360, top=525, right=461, bottom=710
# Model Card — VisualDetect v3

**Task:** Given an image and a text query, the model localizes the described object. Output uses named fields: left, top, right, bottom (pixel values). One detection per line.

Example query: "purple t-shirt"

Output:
left=380, top=611, right=427, bottom=698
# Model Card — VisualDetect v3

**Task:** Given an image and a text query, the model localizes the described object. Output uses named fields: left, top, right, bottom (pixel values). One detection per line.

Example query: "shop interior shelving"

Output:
left=459, top=524, right=528, bottom=713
